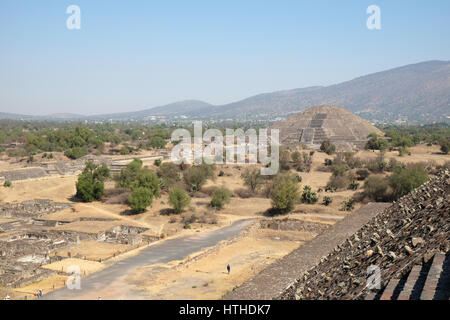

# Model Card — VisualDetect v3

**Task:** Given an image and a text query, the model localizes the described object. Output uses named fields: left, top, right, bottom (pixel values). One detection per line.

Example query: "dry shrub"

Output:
left=201, top=186, right=216, bottom=196
left=192, top=191, right=209, bottom=198
left=197, top=212, right=218, bottom=224
left=181, top=212, right=218, bottom=225
left=326, top=175, right=350, bottom=191
left=181, top=213, right=197, bottom=224
left=235, top=188, right=254, bottom=198
left=102, top=188, right=131, bottom=204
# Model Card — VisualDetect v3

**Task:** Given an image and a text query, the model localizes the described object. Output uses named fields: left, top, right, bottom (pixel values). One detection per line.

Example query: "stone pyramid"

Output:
left=271, top=105, right=383, bottom=150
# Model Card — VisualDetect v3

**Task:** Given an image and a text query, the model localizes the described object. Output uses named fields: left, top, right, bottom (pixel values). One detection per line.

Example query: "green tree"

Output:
left=183, top=164, right=215, bottom=192
left=270, top=174, right=300, bottom=213
left=210, top=188, right=231, bottom=210
left=157, top=162, right=180, bottom=190
left=75, top=162, right=110, bottom=202
left=168, top=187, right=191, bottom=214
left=116, top=159, right=143, bottom=188
left=147, top=136, right=167, bottom=149
left=366, top=134, right=389, bottom=152
left=132, top=169, right=160, bottom=198
left=65, top=146, right=88, bottom=159
left=389, top=166, right=428, bottom=199
left=128, top=187, right=153, bottom=213
left=75, top=174, right=104, bottom=202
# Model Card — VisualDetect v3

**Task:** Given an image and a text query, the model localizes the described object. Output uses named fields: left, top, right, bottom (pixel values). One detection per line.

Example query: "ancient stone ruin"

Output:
left=281, top=170, right=449, bottom=300
left=0, top=199, right=152, bottom=288
left=271, top=105, right=383, bottom=150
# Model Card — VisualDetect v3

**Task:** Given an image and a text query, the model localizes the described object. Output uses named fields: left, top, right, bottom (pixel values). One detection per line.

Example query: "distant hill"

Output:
left=191, top=60, right=450, bottom=123
left=1, top=61, right=449, bottom=124
left=88, top=100, right=213, bottom=120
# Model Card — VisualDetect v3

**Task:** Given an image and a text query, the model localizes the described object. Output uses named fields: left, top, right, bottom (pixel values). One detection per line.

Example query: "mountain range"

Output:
left=1, top=60, right=449, bottom=124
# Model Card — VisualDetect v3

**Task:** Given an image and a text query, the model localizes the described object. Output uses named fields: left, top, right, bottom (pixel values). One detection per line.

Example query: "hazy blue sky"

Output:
left=1, top=0, right=449, bottom=115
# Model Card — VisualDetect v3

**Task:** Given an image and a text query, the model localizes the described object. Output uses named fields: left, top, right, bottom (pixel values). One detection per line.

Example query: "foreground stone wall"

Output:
left=281, top=170, right=449, bottom=300
left=224, top=202, right=390, bottom=300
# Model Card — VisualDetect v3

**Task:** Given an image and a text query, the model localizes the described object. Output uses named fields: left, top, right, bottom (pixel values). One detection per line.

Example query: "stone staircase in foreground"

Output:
left=366, top=252, right=450, bottom=300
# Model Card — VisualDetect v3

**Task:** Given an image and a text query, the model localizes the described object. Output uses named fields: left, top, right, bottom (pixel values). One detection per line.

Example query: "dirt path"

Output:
left=42, top=219, right=255, bottom=300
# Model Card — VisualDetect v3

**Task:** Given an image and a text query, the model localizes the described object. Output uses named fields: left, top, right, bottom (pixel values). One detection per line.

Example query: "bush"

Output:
left=398, top=146, right=409, bottom=157
left=132, top=169, right=160, bottom=198
left=184, top=164, right=215, bottom=192
left=301, top=185, right=318, bottom=204
left=147, top=136, right=167, bottom=149
left=3, top=180, right=12, bottom=187
left=279, top=150, right=292, bottom=171
left=366, top=134, right=389, bottom=152
left=348, top=181, right=360, bottom=190
left=116, top=159, right=143, bottom=188
left=326, top=175, right=349, bottom=192
left=320, top=140, right=336, bottom=155
left=210, top=188, right=232, bottom=210
left=242, top=168, right=262, bottom=192
left=389, top=165, right=428, bottom=200
left=386, top=158, right=405, bottom=172
left=340, top=198, right=355, bottom=211
left=270, top=174, right=300, bottom=213
left=75, top=162, right=110, bottom=202
left=218, top=170, right=225, bottom=177
left=332, top=164, right=349, bottom=177
left=356, top=169, right=370, bottom=180
left=365, top=154, right=387, bottom=173
left=154, top=159, right=162, bottom=167
left=293, top=152, right=313, bottom=172
left=120, top=146, right=131, bottom=155
left=291, top=151, right=301, bottom=163
left=181, top=213, right=197, bottom=224
left=440, top=140, right=450, bottom=154
left=158, top=162, right=180, bottom=190
left=168, top=187, right=191, bottom=214
left=235, top=188, right=254, bottom=199
left=322, top=196, right=333, bottom=206
left=128, top=187, right=153, bottom=213
left=65, top=147, right=88, bottom=159
left=363, top=175, right=390, bottom=202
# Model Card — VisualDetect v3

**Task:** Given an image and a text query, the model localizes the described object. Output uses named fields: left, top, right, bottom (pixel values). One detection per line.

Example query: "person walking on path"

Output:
left=227, top=264, right=231, bottom=275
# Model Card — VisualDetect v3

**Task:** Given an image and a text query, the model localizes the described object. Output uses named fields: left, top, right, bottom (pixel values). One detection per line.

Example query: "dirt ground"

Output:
left=109, top=228, right=316, bottom=300
left=1, top=143, right=448, bottom=299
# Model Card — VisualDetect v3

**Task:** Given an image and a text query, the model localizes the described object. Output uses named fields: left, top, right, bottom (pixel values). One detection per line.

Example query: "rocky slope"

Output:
left=281, top=170, right=450, bottom=300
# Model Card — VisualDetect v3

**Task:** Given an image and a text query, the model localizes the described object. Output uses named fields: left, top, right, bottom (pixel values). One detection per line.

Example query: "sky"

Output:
left=0, top=0, right=449, bottom=116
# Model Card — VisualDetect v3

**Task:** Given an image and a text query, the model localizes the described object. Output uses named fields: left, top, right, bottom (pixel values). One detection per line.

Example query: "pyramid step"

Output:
left=379, top=279, right=400, bottom=300
left=364, top=291, right=378, bottom=300
left=397, top=265, right=422, bottom=300
left=434, top=252, right=450, bottom=300
left=420, top=253, right=446, bottom=300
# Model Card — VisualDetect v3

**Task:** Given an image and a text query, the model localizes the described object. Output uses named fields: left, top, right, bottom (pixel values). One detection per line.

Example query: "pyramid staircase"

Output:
left=365, top=251, right=450, bottom=300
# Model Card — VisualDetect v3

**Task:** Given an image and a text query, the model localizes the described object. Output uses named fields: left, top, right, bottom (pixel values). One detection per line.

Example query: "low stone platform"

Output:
left=224, top=202, right=390, bottom=300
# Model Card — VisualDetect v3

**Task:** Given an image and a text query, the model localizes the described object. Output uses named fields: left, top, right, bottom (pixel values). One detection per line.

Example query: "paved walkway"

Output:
left=224, top=202, right=390, bottom=300
left=43, top=219, right=254, bottom=300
